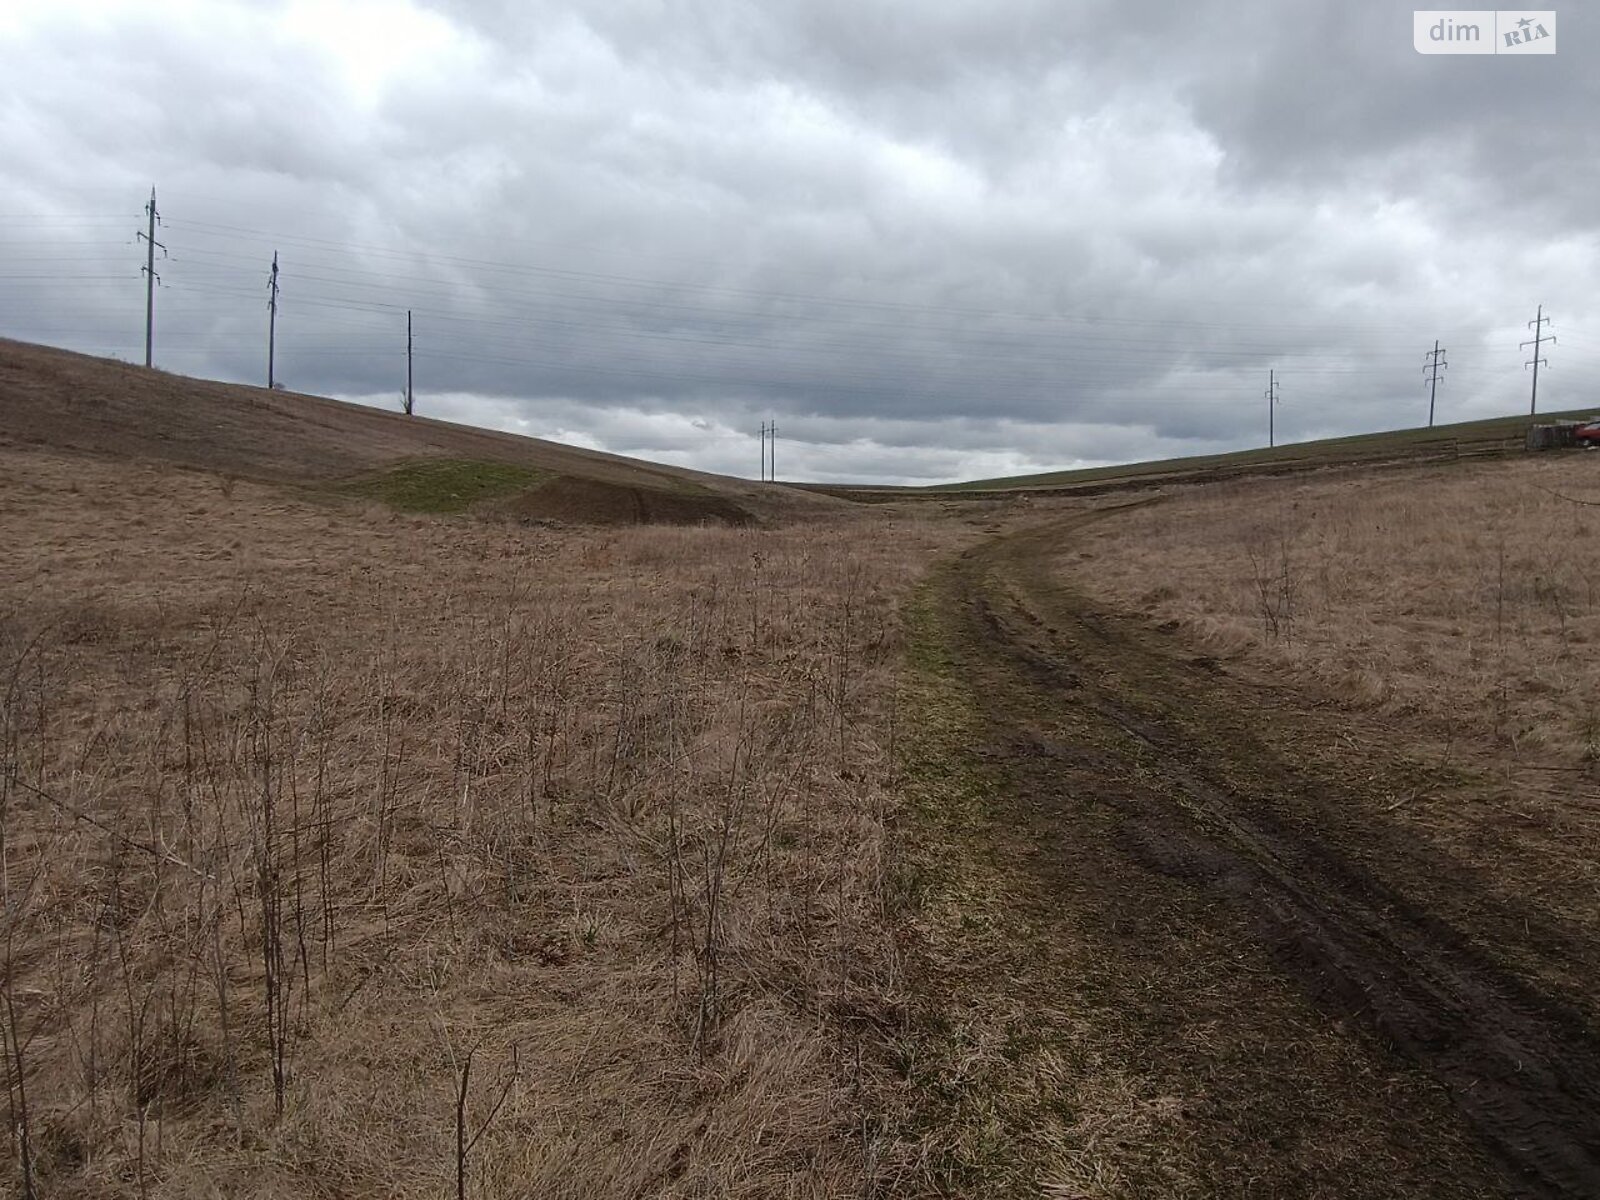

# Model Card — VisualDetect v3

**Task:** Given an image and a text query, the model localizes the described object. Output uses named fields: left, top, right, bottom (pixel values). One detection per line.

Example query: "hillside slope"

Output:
left=799, top=405, right=1598, bottom=502
left=0, top=338, right=834, bottom=524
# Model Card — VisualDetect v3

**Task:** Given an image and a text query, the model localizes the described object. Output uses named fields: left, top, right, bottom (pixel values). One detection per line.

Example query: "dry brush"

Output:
left=0, top=448, right=964, bottom=1198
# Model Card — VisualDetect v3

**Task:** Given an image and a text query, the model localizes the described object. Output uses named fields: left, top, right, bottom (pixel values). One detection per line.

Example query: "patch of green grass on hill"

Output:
left=340, top=458, right=549, bottom=513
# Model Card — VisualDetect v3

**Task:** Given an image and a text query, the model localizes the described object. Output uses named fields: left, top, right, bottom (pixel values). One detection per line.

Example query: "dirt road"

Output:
left=901, top=508, right=1600, bottom=1198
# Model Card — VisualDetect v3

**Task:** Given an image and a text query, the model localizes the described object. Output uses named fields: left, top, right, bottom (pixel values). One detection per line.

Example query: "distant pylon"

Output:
left=267, top=251, right=280, bottom=388
left=405, top=309, right=414, bottom=415
left=1265, top=370, right=1281, bottom=448
left=1424, top=340, right=1447, bottom=427
left=137, top=187, right=165, bottom=367
left=1520, top=305, right=1554, bottom=415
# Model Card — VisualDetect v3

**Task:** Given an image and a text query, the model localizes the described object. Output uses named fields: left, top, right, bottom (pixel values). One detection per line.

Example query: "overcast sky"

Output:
left=3, top=1, right=1596, bottom=484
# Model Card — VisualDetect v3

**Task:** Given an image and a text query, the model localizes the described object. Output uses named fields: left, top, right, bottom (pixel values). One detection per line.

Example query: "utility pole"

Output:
left=1265, top=370, right=1281, bottom=448
left=1424, top=340, right=1447, bottom=427
left=759, top=420, right=768, bottom=480
left=405, top=309, right=414, bottom=415
left=266, top=251, right=279, bottom=389
left=137, top=186, right=164, bottom=368
left=1520, top=304, right=1554, bottom=415
left=768, top=422, right=777, bottom=481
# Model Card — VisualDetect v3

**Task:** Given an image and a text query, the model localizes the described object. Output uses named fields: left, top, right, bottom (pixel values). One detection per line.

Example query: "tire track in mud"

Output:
left=945, top=512, right=1600, bottom=1199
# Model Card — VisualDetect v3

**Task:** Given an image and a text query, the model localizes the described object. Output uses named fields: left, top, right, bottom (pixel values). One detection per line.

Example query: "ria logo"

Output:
left=1414, top=10, right=1556, bottom=53
left=1501, top=12, right=1555, bottom=46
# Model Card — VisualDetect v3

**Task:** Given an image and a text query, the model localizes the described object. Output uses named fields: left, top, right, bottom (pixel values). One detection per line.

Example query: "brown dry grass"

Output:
left=1070, top=456, right=1600, bottom=768
left=1067, top=454, right=1600, bottom=1009
left=0, top=338, right=843, bottom=525
left=0, top=444, right=971, bottom=1198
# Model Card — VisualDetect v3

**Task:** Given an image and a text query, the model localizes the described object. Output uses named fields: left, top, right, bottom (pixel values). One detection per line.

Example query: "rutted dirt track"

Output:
left=917, top=507, right=1600, bottom=1198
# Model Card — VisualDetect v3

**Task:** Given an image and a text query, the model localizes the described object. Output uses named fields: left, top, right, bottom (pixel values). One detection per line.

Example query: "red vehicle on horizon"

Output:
left=1577, top=418, right=1600, bottom=448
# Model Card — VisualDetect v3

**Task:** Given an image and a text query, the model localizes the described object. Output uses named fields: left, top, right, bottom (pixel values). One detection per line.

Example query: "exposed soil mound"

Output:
left=495, top=475, right=755, bottom=527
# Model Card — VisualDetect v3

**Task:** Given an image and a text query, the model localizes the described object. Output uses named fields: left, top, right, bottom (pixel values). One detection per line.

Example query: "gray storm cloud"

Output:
left=2, top=0, right=1597, bottom=484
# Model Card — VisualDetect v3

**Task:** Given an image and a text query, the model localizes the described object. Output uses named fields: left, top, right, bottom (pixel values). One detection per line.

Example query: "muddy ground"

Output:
left=897, top=506, right=1600, bottom=1198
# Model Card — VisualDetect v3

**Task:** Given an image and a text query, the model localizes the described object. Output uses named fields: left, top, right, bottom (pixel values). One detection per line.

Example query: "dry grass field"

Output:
left=869, top=453, right=1600, bottom=1198
left=10, top=334, right=1600, bottom=1197
left=0, top=442, right=974, bottom=1198
left=1066, top=454, right=1600, bottom=1036
left=1071, top=456, right=1600, bottom=768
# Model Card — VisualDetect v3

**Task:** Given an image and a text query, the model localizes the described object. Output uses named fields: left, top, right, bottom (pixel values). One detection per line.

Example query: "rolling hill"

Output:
left=801, top=404, right=1599, bottom=501
left=0, top=337, right=834, bottom=525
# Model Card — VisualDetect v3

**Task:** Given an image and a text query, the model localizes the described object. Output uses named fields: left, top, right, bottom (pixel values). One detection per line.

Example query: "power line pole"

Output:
left=266, top=251, right=279, bottom=389
left=1424, top=340, right=1447, bottom=427
left=137, top=186, right=164, bottom=367
left=769, top=422, right=777, bottom=481
left=759, top=420, right=768, bottom=480
left=405, top=309, right=414, bottom=415
left=1265, top=370, right=1281, bottom=448
left=1520, top=304, right=1554, bottom=415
